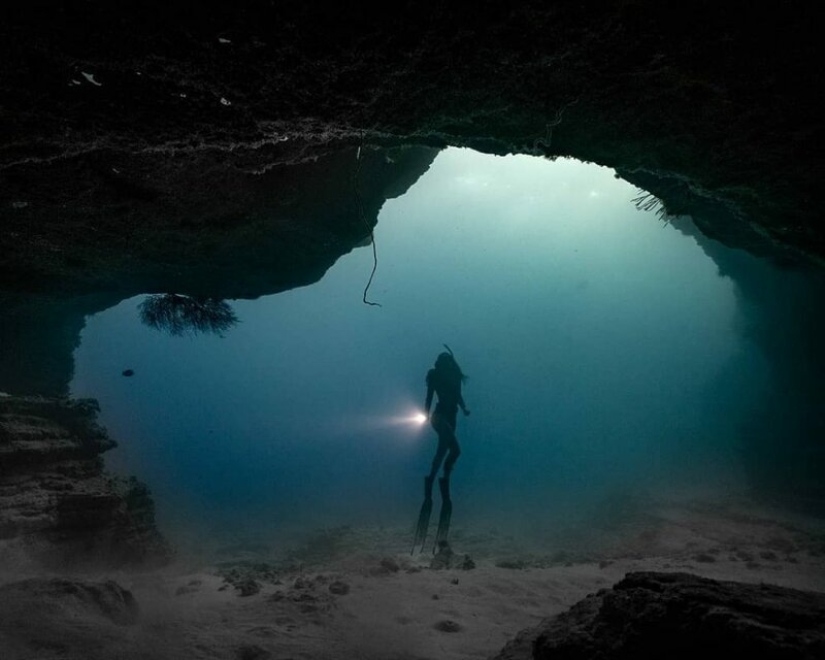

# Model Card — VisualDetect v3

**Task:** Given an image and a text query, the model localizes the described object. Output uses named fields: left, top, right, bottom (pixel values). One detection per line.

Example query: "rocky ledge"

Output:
left=0, top=395, right=171, bottom=568
left=494, top=571, right=825, bottom=660
left=1, top=2, right=823, bottom=289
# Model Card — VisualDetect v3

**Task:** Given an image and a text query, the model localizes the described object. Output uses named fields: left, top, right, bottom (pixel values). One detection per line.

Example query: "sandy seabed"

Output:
left=2, top=494, right=824, bottom=660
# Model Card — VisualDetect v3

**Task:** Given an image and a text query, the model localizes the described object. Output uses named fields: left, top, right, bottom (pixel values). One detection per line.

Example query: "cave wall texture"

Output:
left=0, top=396, right=171, bottom=568
left=1, top=0, right=823, bottom=296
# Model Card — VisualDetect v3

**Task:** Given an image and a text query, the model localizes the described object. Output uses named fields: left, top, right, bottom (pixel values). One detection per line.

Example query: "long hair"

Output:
left=431, top=344, right=467, bottom=385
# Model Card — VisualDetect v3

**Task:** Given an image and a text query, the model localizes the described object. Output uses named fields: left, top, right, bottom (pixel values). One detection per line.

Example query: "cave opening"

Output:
left=3, top=143, right=825, bottom=659
left=61, top=147, right=822, bottom=556
left=3, top=3, right=825, bottom=655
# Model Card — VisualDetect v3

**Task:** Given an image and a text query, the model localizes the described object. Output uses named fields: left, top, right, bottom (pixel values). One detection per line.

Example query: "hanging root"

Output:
left=534, top=97, right=580, bottom=151
left=354, top=131, right=382, bottom=307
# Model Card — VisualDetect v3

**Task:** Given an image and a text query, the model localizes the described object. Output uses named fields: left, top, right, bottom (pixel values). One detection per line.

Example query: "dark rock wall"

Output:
left=2, top=1, right=823, bottom=277
left=494, top=571, right=825, bottom=659
left=0, top=144, right=438, bottom=296
left=701, top=248, right=825, bottom=505
left=0, top=292, right=119, bottom=396
left=0, top=395, right=171, bottom=568
left=617, top=169, right=825, bottom=505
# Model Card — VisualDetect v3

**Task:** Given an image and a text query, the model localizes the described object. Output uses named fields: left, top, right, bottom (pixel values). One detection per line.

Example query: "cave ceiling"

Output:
left=1, top=2, right=823, bottom=300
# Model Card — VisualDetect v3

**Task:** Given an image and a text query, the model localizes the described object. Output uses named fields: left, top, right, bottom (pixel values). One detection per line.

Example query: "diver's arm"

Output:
left=425, top=385, right=434, bottom=419
left=459, top=392, right=470, bottom=416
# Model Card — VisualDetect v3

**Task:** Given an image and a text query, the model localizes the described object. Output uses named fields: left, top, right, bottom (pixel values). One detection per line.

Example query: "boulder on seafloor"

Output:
left=328, top=580, right=350, bottom=595
left=0, top=578, right=139, bottom=657
left=493, top=571, right=825, bottom=659
left=0, top=577, right=139, bottom=625
left=235, top=578, right=261, bottom=597
left=434, top=619, right=463, bottom=633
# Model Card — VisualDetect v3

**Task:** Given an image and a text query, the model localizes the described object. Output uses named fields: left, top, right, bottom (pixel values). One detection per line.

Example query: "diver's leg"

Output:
left=415, top=422, right=447, bottom=554
left=442, top=433, right=461, bottom=477
left=429, top=440, right=448, bottom=480
left=428, top=422, right=450, bottom=480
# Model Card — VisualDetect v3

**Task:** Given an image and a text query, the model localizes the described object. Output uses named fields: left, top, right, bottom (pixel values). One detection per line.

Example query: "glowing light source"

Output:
left=352, top=408, right=428, bottom=435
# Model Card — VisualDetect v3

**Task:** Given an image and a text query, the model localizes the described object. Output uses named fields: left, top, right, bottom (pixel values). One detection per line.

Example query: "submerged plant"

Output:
left=138, top=294, right=239, bottom=337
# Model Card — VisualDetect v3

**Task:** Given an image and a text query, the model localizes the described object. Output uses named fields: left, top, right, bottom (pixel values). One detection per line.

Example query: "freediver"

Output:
left=425, top=348, right=470, bottom=481
left=412, top=345, right=470, bottom=554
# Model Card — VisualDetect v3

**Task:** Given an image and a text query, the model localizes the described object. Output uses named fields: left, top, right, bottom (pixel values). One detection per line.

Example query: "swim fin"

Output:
left=411, top=475, right=434, bottom=554
left=433, top=476, right=452, bottom=552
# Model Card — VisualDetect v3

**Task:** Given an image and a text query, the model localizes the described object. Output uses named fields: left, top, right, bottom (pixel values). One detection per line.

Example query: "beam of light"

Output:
left=388, top=410, right=429, bottom=427
left=338, top=408, right=428, bottom=438
left=331, top=408, right=430, bottom=438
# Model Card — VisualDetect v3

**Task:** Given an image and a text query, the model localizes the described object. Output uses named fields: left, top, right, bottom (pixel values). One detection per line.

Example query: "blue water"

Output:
left=70, top=149, right=763, bottom=547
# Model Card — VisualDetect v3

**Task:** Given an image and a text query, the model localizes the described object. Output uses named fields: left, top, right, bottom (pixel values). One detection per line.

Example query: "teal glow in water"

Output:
left=70, top=150, right=759, bottom=546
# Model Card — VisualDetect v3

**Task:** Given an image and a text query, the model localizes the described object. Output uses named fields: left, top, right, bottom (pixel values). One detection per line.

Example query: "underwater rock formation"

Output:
left=0, top=142, right=438, bottom=297
left=0, top=578, right=138, bottom=656
left=493, top=571, right=825, bottom=660
left=0, top=578, right=139, bottom=625
left=617, top=169, right=825, bottom=505
left=1, top=2, right=822, bottom=276
left=0, top=395, right=171, bottom=568
left=0, top=145, right=437, bottom=398
left=0, top=291, right=120, bottom=396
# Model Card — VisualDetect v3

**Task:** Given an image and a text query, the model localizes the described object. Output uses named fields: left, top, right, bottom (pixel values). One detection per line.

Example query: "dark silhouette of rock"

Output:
left=0, top=145, right=438, bottom=299
left=0, top=395, right=172, bottom=568
left=434, top=619, right=463, bottom=633
left=493, top=571, right=825, bottom=660
left=0, top=578, right=139, bottom=626
left=328, top=580, right=350, bottom=595
left=0, top=579, right=139, bottom=659
left=235, top=579, right=261, bottom=597
left=0, top=292, right=120, bottom=396
left=1, top=4, right=821, bottom=264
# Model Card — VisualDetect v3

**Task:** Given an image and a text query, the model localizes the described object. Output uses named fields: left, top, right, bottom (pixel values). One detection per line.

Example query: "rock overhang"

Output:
left=1, top=1, right=823, bottom=301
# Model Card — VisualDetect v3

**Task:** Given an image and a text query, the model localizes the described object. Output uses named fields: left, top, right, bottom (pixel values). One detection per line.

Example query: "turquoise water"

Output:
left=70, top=149, right=762, bottom=547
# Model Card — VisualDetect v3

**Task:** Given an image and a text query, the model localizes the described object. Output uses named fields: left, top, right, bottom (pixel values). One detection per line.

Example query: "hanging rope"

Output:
left=353, top=131, right=382, bottom=307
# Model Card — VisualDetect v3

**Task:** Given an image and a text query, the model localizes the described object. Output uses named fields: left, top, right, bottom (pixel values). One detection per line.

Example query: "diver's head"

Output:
left=434, top=349, right=466, bottom=382
left=435, top=352, right=454, bottom=370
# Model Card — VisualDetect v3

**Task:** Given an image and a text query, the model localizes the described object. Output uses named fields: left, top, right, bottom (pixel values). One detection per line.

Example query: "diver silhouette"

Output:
left=412, top=345, right=470, bottom=554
